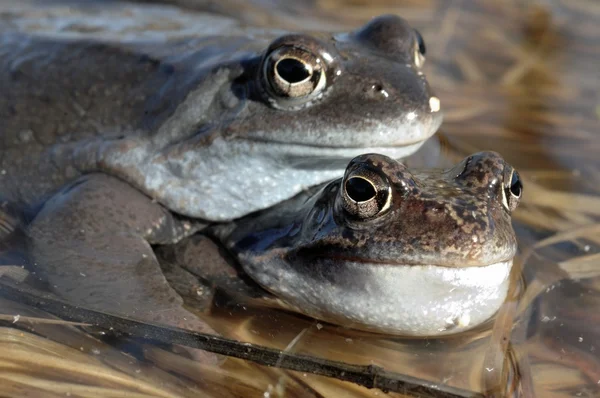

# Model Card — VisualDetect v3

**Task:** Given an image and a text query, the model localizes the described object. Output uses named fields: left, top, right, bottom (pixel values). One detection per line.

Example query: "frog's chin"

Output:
left=98, top=136, right=432, bottom=222
left=241, top=255, right=514, bottom=336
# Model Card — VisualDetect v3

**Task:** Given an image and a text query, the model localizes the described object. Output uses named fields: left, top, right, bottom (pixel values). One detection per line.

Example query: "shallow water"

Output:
left=0, top=0, right=599, bottom=397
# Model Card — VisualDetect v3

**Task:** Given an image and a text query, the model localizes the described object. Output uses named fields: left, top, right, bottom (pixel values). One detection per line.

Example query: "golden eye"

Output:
left=415, top=29, right=426, bottom=55
left=341, top=173, right=391, bottom=219
left=413, top=30, right=426, bottom=68
left=502, top=169, right=523, bottom=212
left=263, top=46, right=326, bottom=100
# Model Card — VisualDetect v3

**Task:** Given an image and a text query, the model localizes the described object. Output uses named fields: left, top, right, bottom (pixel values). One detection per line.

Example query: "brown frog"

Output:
left=162, top=151, right=523, bottom=336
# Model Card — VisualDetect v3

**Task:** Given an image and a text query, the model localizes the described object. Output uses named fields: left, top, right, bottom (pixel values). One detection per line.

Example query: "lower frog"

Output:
left=159, top=151, right=523, bottom=336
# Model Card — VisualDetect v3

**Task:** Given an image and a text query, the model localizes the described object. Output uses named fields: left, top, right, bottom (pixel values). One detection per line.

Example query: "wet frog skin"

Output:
left=0, top=3, right=441, bottom=337
left=214, top=152, right=523, bottom=336
left=0, top=7, right=441, bottom=220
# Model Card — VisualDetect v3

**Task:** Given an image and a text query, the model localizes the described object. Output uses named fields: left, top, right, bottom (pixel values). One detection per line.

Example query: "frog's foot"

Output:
left=159, top=251, right=217, bottom=312
left=28, top=174, right=217, bottom=363
left=156, top=234, right=272, bottom=308
left=0, top=198, right=29, bottom=267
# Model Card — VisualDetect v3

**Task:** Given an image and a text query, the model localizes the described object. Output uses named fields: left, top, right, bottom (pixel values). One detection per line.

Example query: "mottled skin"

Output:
left=209, top=151, right=522, bottom=335
left=0, top=5, right=441, bottom=345
left=0, top=12, right=441, bottom=218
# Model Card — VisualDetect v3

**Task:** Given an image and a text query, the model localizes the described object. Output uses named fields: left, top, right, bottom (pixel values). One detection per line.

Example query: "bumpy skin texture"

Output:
left=219, top=152, right=522, bottom=336
left=0, top=4, right=441, bottom=354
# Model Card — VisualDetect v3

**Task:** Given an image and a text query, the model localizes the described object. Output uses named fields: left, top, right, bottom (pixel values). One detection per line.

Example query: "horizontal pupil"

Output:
left=510, top=173, right=522, bottom=196
left=346, top=178, right=376, bottom=202
left=276, top=58, right=311, bottom=83
left=415, top=30, right=426, bottom=55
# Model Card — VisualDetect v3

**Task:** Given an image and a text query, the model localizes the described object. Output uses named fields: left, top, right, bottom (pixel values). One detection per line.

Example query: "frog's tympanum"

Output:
left=0, top=7, right=441, bottom=340
left=216, top=151, right=522, bottom=336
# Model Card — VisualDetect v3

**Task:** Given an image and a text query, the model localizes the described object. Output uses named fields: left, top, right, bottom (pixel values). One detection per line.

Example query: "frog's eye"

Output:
left=341, top=172, right=392, bottom=219
left=413, top=30, right=426, bottom=68
left=263, top=46, right=327, bottom=101
left=502, top=169, right=523, bottom=212
left=415, top=30, right=426, bottom=56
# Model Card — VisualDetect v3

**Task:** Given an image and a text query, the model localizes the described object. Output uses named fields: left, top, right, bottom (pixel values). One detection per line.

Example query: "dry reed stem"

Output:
left=0, top=314, right=90, bottom=326
left=0, top=347, right=181, bottom=398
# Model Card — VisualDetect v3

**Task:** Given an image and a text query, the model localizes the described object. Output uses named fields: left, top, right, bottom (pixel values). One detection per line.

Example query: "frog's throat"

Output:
left=92, top=137, right=429, bottom=221
left=241, top=255, right=513, bottom=336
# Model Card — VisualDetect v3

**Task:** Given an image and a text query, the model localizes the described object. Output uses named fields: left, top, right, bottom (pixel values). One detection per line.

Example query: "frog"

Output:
left=0, top=4, right=442, bottom=343
left=160, top=151, right=523, bottom=336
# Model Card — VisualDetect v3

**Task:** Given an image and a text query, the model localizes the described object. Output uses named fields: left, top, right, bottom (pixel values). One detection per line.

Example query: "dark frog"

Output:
left=0, top=12, right=441, bottom=220
left=209, top=151, right=523, bottom=336
left=0, top=3, right=441, bottom=341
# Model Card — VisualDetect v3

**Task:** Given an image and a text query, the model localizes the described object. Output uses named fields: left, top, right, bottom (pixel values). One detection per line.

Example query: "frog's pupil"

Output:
left=277, top=58, right=311, bottom=83
left=415, top=30, right=426, bottom=55
left=346, top=178, right=376, bottom=202
left=510, top=172, right=522, bottom=197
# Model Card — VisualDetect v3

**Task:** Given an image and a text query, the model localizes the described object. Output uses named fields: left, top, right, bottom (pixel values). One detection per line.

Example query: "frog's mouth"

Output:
left=311, top=253, right=517, bottom=269
left=238, top=137, right=431, bottom=169
left=237, top=104, right=444, bottom=153
left=242, top=134, right=431, bottom=148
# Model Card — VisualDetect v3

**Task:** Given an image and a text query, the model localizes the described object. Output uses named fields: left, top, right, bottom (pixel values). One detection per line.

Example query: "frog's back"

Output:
left=0, top=34, right=163, bottom=143
left=0, top=15, right=260, bottom=206
left=0, top=35, right=164, bottom=203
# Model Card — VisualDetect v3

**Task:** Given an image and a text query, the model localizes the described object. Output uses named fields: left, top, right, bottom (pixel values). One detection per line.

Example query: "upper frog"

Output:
left=0, top=7, right=441, bottom=221
left=7, top=5, right=442, bottom=360
left=218, top=152, right=523, bottom=336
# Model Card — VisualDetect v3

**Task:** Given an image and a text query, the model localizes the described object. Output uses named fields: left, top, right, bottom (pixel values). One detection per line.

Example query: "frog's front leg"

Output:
left=28, top=173, right=216, bottom=362
left=156, top=233, right=269, bottom=310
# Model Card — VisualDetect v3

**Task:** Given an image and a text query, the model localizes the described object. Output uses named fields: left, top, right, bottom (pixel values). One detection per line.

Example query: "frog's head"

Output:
left=116, top=15, right=443, bottom=221
left=226, top=152, right=523, bottom=336
left=233, top=14, right=442, bottom=159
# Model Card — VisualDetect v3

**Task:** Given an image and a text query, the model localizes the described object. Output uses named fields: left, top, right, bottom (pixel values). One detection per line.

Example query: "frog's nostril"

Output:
left=364, top=83, right=389, bottom=100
